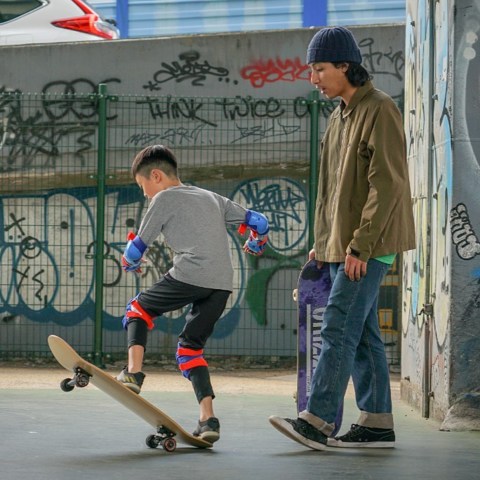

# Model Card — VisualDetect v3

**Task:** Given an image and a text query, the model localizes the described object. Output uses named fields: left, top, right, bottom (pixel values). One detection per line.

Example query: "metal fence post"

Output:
left=307, top=89, right=320, bottom=250
left=93, top=83, right=108, bottom=367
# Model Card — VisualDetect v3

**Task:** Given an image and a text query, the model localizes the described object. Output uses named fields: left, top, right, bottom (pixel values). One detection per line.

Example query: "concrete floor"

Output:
left=1, top=372, right=479, bottom=480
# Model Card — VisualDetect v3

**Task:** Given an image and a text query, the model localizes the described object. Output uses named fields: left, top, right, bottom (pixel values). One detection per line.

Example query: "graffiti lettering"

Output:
left=32, top=269, right=46, bottom=302
left=5, top=212, right=27, bottom=238
left=41, top=78, right=120, bottom=121
left=0, top=78, right=121, bottom=170
left=42, top=78, right=121, bottom=96
left=137, top=95, right=310, bottom=131
left=137, top=96, right=217, bottom=127
left=215, top=96, right=285, bottom=120
left=232, top=118, right=300, bottom=144
left=0, top=104, right=95, bottom=169
left=292, top=96, right=336, bottom=120
left=143, top=51, right=229, bottom=91
left=19, top=236, right=42, bottom=259
left=359, top=37, right=404, bottom=81
left=451, top=203, right=480, bottom=259
left=240, top=57, right=310, bottom=88
left=125, top=124, right=207, bottom=147
left=12, top=237, right=45, bottom=301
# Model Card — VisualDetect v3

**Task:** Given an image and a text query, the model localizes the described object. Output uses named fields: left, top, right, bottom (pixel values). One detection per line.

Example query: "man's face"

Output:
left=309, top=62, right=349, bottom=99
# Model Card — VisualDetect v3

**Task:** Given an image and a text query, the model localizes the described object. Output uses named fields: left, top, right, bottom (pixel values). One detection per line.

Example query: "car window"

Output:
left=0, top=0, right=44, bottom=24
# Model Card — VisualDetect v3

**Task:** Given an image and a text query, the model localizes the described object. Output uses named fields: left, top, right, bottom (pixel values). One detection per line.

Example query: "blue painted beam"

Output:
left=303, top=0, right=327, bottom=27
left=116, top=0, right=129, bottom=38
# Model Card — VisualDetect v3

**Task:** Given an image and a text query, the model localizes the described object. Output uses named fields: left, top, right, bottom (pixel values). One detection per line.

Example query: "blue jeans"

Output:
left=306, top=259, right=392, bottom=427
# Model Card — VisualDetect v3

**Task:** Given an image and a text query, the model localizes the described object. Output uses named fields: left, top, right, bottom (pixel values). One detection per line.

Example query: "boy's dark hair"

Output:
left=131, top=145, right=178, bottom=179
left=334, top=62, right=372, bottom=87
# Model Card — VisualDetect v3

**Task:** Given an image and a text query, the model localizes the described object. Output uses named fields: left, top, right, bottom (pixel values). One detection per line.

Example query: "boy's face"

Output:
left=135, top=169, right=166, bottom=199
left=309, top=62, right=350, bottom=100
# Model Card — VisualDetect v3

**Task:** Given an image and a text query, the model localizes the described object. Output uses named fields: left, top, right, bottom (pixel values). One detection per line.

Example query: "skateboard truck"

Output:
left=60, top=367, right=91, bottom=392
left=146, top=426, right=177, bottom=452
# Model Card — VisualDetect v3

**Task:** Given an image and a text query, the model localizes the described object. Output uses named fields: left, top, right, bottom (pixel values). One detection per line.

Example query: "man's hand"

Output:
left=345, top=254, right=367, bottom=281
left=308, top=248, right=323, bottom=269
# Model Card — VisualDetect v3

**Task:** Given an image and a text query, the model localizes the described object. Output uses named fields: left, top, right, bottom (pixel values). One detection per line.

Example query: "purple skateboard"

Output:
left=296, top=260, right=343, bottom=436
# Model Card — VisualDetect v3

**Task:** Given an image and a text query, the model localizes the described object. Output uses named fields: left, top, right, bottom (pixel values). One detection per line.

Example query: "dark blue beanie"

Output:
left=306, top=27, right=362, bottom=65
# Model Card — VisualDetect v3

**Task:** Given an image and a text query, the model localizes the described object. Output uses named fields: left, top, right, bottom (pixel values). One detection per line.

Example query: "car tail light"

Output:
left=51, top=0, right=119, bottom=40
left=52, top=14, right=117, bottom=39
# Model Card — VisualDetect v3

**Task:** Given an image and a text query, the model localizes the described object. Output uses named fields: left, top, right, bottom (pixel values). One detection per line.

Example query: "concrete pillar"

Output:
left=402, top=0, right=480, bottom=430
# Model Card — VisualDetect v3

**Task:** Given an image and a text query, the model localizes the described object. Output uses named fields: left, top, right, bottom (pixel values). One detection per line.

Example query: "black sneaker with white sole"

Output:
left=193, top=417, right=220, bottom=443
left=332, top=423, right=395, bottom=448
left=269, top=416, right=328, bottom=451
left=116, top=367, right=145, bottom=394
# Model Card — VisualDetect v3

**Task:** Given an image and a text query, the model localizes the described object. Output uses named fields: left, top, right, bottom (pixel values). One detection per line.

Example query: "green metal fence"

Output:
left=0, top=85, right=401, bottom=366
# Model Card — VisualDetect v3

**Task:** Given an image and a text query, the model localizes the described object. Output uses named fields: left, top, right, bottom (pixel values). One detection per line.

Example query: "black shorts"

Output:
left=134, top=273, right=231, bottom=349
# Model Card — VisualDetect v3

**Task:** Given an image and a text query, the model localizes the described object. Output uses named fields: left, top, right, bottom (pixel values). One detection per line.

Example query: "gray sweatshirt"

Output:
left=137, top=185, right=247, bottom=291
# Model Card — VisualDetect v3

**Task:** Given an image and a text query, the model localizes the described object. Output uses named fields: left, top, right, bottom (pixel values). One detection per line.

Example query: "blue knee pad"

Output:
left=175, top=343, right=208, bottom=379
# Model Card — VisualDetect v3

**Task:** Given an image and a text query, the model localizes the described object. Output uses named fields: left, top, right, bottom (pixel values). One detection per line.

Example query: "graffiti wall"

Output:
left=0, top=90, right=312, bottom=356
left=0, top=178, right=307, bottom=347
left=449, top=0, right=480, bottom=424
left=0, top=26, right=404, bottom=100
left=0, top=26, right=406, bottom=357
left=0, top=26, right=404, bottom=181
left=403, top=0, right=480, bottom=426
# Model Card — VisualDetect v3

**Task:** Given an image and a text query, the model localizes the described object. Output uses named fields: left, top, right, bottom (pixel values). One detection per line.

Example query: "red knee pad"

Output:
left=176, top=345, right=208, bottom=378
left=125, top=298, right=155, bottom=330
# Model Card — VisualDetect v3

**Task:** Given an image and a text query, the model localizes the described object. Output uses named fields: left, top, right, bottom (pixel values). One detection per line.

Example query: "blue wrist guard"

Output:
left=244, top=210, right=269, bottom=235
left=122, top=233, right=147, bottom=272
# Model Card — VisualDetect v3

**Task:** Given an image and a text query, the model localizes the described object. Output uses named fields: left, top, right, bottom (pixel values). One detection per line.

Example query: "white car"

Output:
left=0, top=0, right=119, bottom=45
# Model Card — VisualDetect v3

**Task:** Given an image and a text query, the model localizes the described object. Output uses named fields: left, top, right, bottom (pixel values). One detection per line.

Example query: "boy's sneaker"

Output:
left=193, top=417, right=220, bottom=444
left=332, top=424, right=395, bottom=448
left=268, top=416, right=328, bottom=451
left=116, top=367, right=145, bottom=394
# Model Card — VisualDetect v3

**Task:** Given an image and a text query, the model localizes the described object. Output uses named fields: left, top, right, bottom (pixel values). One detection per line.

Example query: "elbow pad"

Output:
left=124, top=233, right=147, bottom=263
left=244, top=210, right=269, bottom=235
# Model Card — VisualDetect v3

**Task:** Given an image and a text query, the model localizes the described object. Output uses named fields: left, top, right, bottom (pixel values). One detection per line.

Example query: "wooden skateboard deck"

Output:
left=295, top=260, right=343, bottom=435
left=47, top=335, right=212, bottom=452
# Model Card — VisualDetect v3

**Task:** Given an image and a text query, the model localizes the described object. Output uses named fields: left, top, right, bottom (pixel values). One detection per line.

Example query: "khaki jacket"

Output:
left=314, top=81, right=416, bottom=263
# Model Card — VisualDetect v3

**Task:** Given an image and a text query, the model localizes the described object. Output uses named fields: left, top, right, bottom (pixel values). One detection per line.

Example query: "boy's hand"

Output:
left=243, top=231, right=268, bottom=256
left=121, top=254, right=143, bottom=273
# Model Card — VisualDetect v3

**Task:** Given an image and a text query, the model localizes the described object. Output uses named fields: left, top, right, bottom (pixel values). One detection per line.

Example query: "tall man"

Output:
left=270, top=26, right=415, bottom=450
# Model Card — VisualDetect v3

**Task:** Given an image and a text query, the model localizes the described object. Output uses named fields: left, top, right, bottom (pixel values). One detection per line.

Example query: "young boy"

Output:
left=117, top=144, right=269, bottom=444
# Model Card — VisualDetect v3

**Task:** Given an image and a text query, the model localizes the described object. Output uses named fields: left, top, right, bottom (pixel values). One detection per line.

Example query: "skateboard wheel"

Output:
left=60, top=378, right=75, bottom=392
left=75, top=373, right=90, bottom=388
left=162, top=437, right=177, bottom=452
left=146, top=435, right=160, bottom=449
